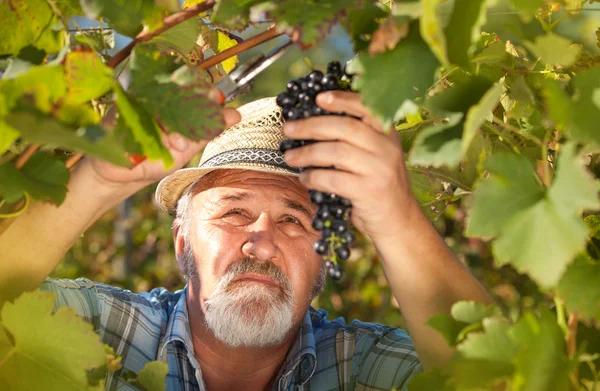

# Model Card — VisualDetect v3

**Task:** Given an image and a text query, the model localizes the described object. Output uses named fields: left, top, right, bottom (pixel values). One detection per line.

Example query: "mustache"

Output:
left=221, top=257, right=292, bottom=295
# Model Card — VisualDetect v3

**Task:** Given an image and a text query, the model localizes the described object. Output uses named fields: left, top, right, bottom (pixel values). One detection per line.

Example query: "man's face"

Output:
left=176, top=169, right=324, bottom=347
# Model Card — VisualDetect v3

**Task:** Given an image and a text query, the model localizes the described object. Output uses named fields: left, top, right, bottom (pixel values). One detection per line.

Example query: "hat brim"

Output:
left=155, top=163, right=300, bottom=216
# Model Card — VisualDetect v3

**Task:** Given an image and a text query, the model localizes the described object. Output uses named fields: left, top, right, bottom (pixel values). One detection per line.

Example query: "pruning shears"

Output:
left=128, top=40, right=294, bottom=166
left=214, top=40, right=294, bottom=104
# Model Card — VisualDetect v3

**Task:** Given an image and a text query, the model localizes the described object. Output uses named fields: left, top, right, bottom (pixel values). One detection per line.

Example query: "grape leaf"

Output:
left=4, top=112, right=130, bottom=167
left=257, top=0, right=362, bottom=48
left=0, top=290, right=105, bottom=391
left=73, top=30, right=116, bottom=52
left=344, top=3, right=388, bottom=52
left=128, top=44, right=180, bottom=92
left=368, top=16, right=409, bottom=56
left=133, top=66, right=225, bottom=141
left=547, top=68, right=600, bottom=145
left=525, top=33, right=582, bottom=68
left=462, top=82, right=502, bottom=154
left=216, top=31, right=239, bottom=73
left=0, top=121, right=19, bottom=155
left=585, top=215, right=600, bottom=240
left=211, top=0, right=265, bottom=31
left=451, top=359, right=513, bottom=389
left=409, top=112, right=463, bottom=168
left=426, top=313, right=469, bottom=346
left=466, top=152, right=544, bottom=238
left=64, top=51, right=114, bottom=105
left=0, top=153, right=69, bottom=205
left=350, top=20, right=440, bottom=125
left=2, top=64, right=67, bottom=113
left=0, top=0, right=64, bottom=55
left=556, top=254, right=600, bottom=323
left=509, top=0, right=545, bottom=21
left=420, top=0, right=450, bottom=65
left=451, top=301, right=503, bottom=324
left=80, top=0, right=165, bottom=37
left=490, top=143, right=600, bottom=287
left=148, top=17, right=201, bottom=57
left=444, top=0, right=487, bottom=68
left=114, top=86, right=174, bottom=167
left=136, top=361, right=169, bottom=391
left=408, top=368, right=455, bottom=391
left=508, top=309, right=573, bottom=391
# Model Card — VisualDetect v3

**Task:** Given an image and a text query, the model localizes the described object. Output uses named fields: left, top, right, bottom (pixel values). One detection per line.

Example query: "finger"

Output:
left=283, top=115, right=391, bottom=154
left=298, top=168, right=362, bottom=202
left=316, top=91, right=384, bottom=131
left=223, top=107, right=241, bottom=128
left=284, top=141, right=384, bottom=176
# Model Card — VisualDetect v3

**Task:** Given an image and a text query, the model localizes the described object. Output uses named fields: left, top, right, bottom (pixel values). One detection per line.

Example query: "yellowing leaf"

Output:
left=64, top=51, right=114, bottom=105
left=525, top=33, right=582, bottom=68
left=421, top=0, right=450, bottom=65
left=216, top=31, right=239, bottom=74
left=0, top=291, right=105, bottom=391
left=368, top=17, right=409, bottom=56
left=0, top=121, right=19, bottom=155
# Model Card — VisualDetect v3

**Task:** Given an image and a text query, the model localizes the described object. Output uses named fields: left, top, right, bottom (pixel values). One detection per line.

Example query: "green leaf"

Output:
left=466, top=153, right=544, bottom=238
left=451, top=301, right=503, bottom=324
left=426, top=76, right=493, bottom=116
left=211, top=0, right=264, bottom=31
left=525, top=33, right=582, bottom=68
left=427, top=313, right=469, bottom=347
left=409, top=112, right=463, bottom=168
left=420, top=0, right=450, bottom=65
left=509, top=0, right=545, bottom=21
left=444, top=0, right=487, bottom=68
left=462, top=82, right=502, bottom=154
left=585, top=215, right=600, bottom=240
left=408, top=368, right=455, bottom=391
left=0, top=153, right=69, bottom=205
left=257, top=0, right=362, bottom=48
left=81, top=0, right=165, bottom=37
left=0, top=0, right=64, bottom=55
left=73, top=30, right=116, bottom=52
left=128, top=44, right=179, bottom=92
left=557, top=254, right=600, bottom=323
left=148, top=17, right=201, bottom=57
left=451, top=359, right=513, bottom=389
left=562, top=68, right=600, bottom=145
left=0, top=121, right=19, bottom=155
left=114, top=85, right=173, bottom=167
left=64, top=51, right=114, bottom=105
left=457, top=318, right=517, bottom=363
left=508, top=309, right=572, bottom=391
left=493, top=199, right=589, bottom=288
left=344, top=3, right=388, bottom=52
left=0, top=290, right=105, bottom=391
left=4, top=111, right=130, bottom=167
left=350, top=20, right=440, bottom=125
left=1, top=64, right=67, bottom=113
left=133, top=66, right=225, bottom=141
left=137, top=361, right=169, bottom=391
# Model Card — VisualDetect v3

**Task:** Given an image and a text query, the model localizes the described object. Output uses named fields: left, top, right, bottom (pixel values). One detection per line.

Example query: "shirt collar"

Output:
left=159, top=285, right=319, bottom=387
left=159, top=285, right=196, bottom=361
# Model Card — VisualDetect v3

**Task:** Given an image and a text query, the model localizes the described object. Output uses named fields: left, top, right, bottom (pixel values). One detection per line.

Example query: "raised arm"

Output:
left=0, top=108, right=240, bottom=304
left=281, top=91, right=494, bottom=370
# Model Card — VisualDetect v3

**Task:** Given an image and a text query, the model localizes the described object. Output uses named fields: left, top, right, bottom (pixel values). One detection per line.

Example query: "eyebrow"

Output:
left=217, top=192, right=313, bottom=219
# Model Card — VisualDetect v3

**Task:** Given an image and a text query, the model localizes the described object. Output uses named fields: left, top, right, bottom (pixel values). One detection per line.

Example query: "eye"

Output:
left=223, top=208, right=244, bottom=216
left=281, top=215, right=302, bottom=226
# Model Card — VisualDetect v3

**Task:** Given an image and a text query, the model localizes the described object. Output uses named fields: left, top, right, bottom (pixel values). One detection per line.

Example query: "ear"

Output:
left=173, top=217, right=186, bottom=272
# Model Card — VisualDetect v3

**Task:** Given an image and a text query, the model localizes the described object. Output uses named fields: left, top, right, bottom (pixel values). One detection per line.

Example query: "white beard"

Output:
left=203, top=260, right=295, bottom=348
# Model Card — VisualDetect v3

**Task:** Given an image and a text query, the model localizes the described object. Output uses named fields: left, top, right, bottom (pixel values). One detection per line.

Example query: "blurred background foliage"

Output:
left=52, top=0, right=600, bottom=334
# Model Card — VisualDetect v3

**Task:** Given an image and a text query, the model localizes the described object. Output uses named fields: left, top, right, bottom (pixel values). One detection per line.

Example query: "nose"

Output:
left=241, top=212, right=278, bottom=262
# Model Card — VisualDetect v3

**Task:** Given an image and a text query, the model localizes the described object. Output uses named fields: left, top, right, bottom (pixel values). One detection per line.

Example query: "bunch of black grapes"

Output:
left=276, top=61, right=355, bottom=280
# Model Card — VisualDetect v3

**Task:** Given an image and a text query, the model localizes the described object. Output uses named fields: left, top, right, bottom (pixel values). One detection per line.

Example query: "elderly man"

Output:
left=0, top=91, right=493, bottom=390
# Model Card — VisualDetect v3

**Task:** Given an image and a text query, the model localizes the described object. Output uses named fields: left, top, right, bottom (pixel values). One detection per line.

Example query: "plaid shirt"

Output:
left=40, top=277, right=422, bottom=391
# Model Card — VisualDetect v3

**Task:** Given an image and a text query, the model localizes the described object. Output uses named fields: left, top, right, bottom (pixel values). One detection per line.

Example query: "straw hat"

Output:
left=155, top=97, right=300, bottom=216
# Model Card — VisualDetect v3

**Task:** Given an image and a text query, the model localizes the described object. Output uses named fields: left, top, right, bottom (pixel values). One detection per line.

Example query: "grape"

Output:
left=275, top=61, right=356, bottom=281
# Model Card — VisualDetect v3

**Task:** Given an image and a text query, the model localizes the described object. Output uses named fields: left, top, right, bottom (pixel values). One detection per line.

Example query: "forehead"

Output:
left=192, top=169, right=310, bottom=203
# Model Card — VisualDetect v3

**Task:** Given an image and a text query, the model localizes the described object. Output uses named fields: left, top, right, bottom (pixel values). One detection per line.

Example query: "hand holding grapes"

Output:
left=281, top=90, right=420, bottom=246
